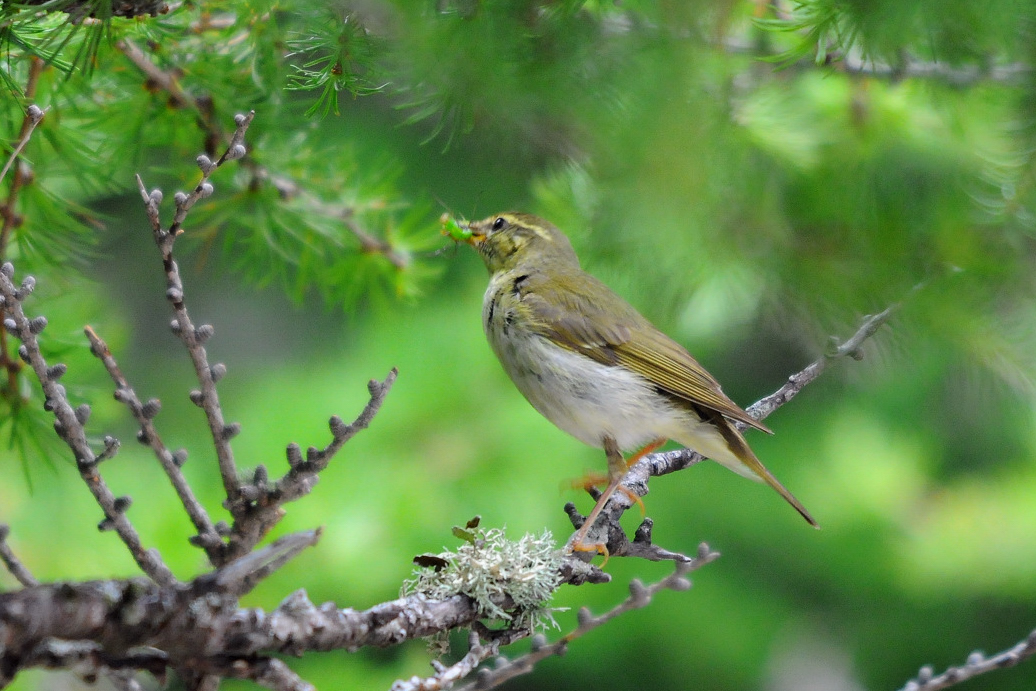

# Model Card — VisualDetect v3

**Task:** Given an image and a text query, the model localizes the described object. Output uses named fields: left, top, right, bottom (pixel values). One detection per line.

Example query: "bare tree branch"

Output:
left=746, top=302, right=899, bottom=422
left=453, top=546, right=719, bottom=691
left=1, top=62, right=45, bottom=397
left=0, top=576, right=495, bottom=668
left=721, top=37, right=1031, bottom=87
left=897, top=628, right=1036, bottom=691
left=134, top=112, right=254, bottom=519
left=127, top=111, right=401, bottom=573
left=84, top=325, right=224, bottom=564
left=391, top=629, right=520, bottom=691
left=0, top=552, right=669, bottom=686
left=0, top=264, right=177, bottom=586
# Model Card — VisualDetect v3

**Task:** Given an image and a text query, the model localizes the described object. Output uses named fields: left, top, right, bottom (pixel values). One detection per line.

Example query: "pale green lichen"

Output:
left=404, top=527, right=564, bottom=639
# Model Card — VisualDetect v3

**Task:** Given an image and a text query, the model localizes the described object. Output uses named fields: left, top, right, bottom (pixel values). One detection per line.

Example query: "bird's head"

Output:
left=445, top=212, right=579, bottom=274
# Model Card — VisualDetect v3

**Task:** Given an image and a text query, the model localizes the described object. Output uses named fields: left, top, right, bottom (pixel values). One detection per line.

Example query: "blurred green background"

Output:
left=2, top=1, right=1036, bottom=690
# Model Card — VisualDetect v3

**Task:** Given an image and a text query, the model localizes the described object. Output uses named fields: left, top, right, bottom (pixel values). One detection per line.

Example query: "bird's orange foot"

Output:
left=563, top=470, right=609, bottom=493
left=624, top=438, right=666, bottom=468
left=563, top=472, right=646, bottom=515
left=618, top=485, right=646, bottom=516
left=568, top=536, right=610, bottom=565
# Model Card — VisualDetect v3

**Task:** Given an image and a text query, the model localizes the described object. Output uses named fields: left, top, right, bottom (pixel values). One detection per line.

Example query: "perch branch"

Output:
left=0, top=574, right=522, bottom=668
left=569, top=304, right=898, bottom=558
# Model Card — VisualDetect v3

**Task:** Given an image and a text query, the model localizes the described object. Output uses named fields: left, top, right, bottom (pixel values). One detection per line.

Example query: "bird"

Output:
left=445, top=211, right=816, bottom=550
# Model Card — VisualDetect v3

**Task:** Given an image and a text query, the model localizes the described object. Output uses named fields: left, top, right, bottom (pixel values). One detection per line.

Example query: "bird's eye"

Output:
left=492, top=217, right=506, bottom=231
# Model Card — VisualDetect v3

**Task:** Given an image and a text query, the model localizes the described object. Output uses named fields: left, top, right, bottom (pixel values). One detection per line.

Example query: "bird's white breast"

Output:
left=482, top=274, right=725, bottom=455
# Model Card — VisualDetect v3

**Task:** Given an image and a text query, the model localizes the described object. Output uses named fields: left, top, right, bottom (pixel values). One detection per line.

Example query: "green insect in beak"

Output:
left=440, top=213, right=472, bottom=242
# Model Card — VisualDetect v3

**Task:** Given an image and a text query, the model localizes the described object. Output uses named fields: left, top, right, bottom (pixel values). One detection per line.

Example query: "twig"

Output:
left=721, top=37, right=1031, bottom=87
left=208, top=529, right=322, bottom=597
left=116, top=38, right=293, bottom=195
left=342, top=214, right=410, bottom=270
left=835, top=56, right=1030, bottom=87
left=116, top=37, right=409, bottom=268
left=0, top=525, right=38, bottom=588
left=1, top=60, right=46, bottom=396
left=897, top=628, right=1036, bottom=691
left=134, top=112, right=254, bottom=514
left=0, top=105, right=44, bottom=188
left=0, top=264, right=176, bottom=586
left=454, top=547, right=719, bottom=690
left=278, top=369, right=399, bottom=482
left=131, top=111, right=399, bottom=571
left=745, top=302, right=899, bottom=423
left=0, top=59, right=44, bottom=257
left=84, top=325, right=224, bottom=565
left=115, top=38, right=223, bottom=153
left=222, top=367, right=398, bottom=563
left=391, top=629, right=513, bottom=691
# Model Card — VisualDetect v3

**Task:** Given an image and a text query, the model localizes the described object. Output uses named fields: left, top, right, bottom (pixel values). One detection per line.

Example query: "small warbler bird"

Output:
left=445, top=212, right=816, bottom=545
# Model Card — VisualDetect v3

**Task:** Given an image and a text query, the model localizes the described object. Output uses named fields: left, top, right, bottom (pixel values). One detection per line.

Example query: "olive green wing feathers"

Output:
left=518, top=269, right=772, bottom=434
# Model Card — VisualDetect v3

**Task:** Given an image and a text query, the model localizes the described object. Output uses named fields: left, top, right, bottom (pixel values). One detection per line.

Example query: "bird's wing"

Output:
left=519, top=269, right=771, bottom=434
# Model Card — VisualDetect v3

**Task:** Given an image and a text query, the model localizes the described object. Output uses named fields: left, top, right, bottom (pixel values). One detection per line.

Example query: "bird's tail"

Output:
left=708, top=414, right=819, bottom=528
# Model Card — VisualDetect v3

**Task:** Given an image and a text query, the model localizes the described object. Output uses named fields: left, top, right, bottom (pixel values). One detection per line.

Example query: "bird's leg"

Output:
left=568, top=436, right=625, bottom=556
left=568, top=437, right=665, bottom=555
left=621, top=438, right=665, bottom=471
left=566, top=438, right=665, bottom=502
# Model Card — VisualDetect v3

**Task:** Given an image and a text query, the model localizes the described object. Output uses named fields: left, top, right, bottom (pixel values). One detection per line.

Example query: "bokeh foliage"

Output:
left=2, top=1, right=1036, bottom=690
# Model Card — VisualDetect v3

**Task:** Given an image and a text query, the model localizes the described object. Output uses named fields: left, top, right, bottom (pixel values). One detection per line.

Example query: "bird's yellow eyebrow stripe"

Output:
left=532, top=226, right=553, bottom=241
left=506, top=216, right=553, bottom=242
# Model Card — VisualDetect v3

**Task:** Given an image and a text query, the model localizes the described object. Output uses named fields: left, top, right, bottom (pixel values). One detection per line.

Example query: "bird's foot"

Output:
left=568, top=536, right=610, bottom=566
